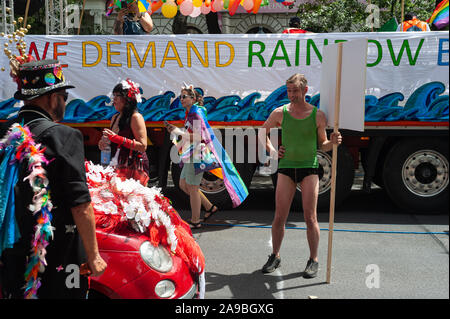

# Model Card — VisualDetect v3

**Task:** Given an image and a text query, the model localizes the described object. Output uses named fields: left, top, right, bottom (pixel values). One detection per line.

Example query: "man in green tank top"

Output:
left=258, top=73, right=342, bottom=278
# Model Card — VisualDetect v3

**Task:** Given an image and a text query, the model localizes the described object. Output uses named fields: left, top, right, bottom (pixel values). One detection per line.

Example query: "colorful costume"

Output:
left=1, top=108, right=90, bottom=299
left=177, top=103, right=249, bottom=208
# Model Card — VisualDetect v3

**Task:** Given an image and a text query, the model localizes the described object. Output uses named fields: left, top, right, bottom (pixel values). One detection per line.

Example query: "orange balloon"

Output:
left=151, top=0, right=164, bottom=13
left=205, top=0, right=211, bottom=6
left=252, top=0, right=262, bottom=14
left=228, top=0, right=240, bottom=16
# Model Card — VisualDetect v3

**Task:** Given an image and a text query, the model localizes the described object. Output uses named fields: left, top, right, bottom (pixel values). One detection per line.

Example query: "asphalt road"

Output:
left=164, top=176, right=449, bottom=299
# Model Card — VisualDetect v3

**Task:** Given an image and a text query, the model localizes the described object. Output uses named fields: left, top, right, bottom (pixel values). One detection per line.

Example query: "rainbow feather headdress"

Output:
left=0, top=123, right=54, bottom=299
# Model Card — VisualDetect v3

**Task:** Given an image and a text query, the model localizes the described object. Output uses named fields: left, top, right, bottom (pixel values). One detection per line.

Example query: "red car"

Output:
left=0, top=226, right=200, bottom=299
left=88, top=227, right=200, bottom=299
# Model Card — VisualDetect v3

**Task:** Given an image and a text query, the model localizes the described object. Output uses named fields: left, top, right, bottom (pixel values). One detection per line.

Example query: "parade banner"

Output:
left=0, top=32, right=448, bottom=123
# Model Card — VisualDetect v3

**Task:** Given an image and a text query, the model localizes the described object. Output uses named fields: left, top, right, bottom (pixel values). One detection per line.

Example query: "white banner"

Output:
left=1, top=32, right=448, bottom=123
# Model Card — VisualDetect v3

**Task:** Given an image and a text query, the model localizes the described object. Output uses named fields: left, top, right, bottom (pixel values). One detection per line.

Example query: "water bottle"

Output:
left=100, top=138, right=111, bottom=166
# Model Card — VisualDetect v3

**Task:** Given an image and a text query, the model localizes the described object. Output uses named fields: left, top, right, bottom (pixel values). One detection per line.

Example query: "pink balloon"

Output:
left=200, top=4, right=211, bottom=14
left=190, top=6, right=201, bottom=17
left=212, top=0, right=223, bottom=12
left=242, top=0, right=253, bottom=11
left=180, top=0, right=194, bottom=16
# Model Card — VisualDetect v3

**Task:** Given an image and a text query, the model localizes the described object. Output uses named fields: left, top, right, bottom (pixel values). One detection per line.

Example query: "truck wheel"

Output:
left=271, top=146, right=355, bottom=211
left=316, top=147, right=355, bottom=211
left=171, top=162, right=255, bottom=210
left=170, top=163, right=189, bottom=207
left=382, top=138, right=449, bottom=213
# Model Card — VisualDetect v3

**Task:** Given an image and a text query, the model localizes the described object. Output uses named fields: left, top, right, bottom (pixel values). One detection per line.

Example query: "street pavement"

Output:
left=164, top=175, right=449, bottom=299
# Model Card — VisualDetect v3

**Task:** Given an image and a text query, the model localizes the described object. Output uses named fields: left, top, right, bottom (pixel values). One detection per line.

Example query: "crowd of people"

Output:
left=0, top=53, right=341, bottom=297
left=2, top=1, right=438, bottom=299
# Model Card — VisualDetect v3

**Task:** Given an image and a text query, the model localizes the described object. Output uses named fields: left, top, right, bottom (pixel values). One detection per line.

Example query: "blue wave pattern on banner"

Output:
left=0, top=82, right=448, bottom=123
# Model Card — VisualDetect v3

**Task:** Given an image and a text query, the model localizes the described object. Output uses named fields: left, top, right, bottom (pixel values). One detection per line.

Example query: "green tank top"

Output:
left=279, top=104, right=319, bottom=169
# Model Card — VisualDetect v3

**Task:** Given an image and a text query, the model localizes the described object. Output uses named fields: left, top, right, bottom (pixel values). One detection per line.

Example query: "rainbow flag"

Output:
left=428, top=0, right=449, bottom=29
left=184, top=104, right=249, bottom=208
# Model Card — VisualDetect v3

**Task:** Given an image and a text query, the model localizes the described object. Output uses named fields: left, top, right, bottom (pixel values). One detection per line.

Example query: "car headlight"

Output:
left=140, top=241, right=173, bottom=273
left=155, top=280, right=176, bottom=298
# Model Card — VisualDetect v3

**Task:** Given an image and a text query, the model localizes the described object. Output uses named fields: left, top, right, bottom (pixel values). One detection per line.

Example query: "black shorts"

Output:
left=277, top=167, right=319, bottom=184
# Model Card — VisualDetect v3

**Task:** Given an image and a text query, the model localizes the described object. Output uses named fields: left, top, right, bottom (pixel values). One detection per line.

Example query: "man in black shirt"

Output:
left=0, top=59, right=107, bottom=299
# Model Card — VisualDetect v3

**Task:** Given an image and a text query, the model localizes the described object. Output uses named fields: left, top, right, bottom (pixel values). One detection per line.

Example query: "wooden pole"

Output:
left=24, top=0, right=31, bottom=27
left=326, top=42, right=343, bottom=284
left=78, top=0, right=87, bottom=35
left=401, top=0, right=405, bottom=25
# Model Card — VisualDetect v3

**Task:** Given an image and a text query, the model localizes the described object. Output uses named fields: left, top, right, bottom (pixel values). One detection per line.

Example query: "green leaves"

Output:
left=295, top=0, right=436, bottom=33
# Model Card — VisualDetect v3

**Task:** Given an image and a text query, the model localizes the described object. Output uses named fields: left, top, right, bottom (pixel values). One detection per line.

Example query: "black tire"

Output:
left=382, top=138, right=449, bottom=213
left=271, top=145, right=355, bottom=212
left=171, top=162, right=255, bottom=210
left=170, top=162, right=190, bottom=208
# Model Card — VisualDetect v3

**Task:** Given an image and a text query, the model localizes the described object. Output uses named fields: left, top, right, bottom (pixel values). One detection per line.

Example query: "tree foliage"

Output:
left=296, top=0, right=438, bottom=33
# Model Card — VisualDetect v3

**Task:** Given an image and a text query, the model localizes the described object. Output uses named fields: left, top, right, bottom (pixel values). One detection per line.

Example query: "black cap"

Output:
left=14, top=59, right=74, bottom=101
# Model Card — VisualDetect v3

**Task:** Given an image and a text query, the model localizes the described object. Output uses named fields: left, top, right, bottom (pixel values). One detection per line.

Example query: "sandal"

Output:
left=188, top=220, right=202, bottom=229
left=203, top=205, right=219, bottom=221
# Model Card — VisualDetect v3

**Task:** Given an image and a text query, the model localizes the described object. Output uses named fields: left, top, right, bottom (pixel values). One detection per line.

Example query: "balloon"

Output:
left=212, top=0, right=223, bottom=11
left=252, top=0, right=262, bottom=14
left=161, top=1, right=178, bottom=18
left=192, top=0, right=202, bottom=7
left=190, top=6, right=201, bottom=17
left=180, top=0, right=194, bottom=15
left=151, top=0, right=164, bottom=13
left=205, top=0, right=211, bottom=6
left=200, top=3, right=211, bottom=14
left=242, top=0, right=253, bottom=11
left=223, top=0, right=230, bottom=9
left=228, top=0, right=240, bottom=16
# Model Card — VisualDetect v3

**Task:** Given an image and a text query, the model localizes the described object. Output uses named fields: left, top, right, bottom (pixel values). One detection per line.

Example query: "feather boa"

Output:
left=0, top=123, right=54, bottom=299
left=85, top=161, right=206, bottom=297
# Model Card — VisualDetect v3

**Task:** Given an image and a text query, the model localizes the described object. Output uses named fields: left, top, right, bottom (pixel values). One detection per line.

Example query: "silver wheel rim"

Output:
left=401, top=149, right=449, bottom=197
left=200, top=172, right=226, bottom=194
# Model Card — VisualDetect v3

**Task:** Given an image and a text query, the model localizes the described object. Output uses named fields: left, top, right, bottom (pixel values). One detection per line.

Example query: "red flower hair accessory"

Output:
left=120, top=78, right=142, bottom=103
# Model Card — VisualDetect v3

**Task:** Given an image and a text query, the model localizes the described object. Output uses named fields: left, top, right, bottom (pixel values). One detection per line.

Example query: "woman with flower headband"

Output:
left=98, top=79, right=149, bottom=184
left=165, top=85, right=249, bottom=229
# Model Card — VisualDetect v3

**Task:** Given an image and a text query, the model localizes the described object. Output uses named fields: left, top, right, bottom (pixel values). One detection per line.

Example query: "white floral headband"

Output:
left=182, top=82, right=195, bottom=93
left=120, top=78, right=142, bottom=103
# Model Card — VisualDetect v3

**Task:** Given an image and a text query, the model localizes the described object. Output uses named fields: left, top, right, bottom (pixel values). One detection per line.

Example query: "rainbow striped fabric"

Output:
left=428, top=0, right=449, bottom=29
left=185, top=104, right=249, bottom=208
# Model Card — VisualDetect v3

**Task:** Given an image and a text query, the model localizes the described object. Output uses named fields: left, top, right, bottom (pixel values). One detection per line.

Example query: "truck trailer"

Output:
left=0, top=32, right=448, bottom=213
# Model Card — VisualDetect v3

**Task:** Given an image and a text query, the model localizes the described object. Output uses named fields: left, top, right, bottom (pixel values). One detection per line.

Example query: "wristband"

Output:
left=108, top=134, right=134, bottom=150
left=108, top=133, right=125, bottom=145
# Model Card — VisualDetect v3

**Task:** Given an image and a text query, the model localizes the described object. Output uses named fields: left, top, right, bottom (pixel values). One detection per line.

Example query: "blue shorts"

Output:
left=180, top=162, right=204, bottom=186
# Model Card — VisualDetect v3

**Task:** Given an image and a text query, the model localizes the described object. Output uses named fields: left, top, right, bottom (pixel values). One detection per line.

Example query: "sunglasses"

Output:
left=180, top=94, right=193, bottom=100
left=56, top=91, right=69, bottom=102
